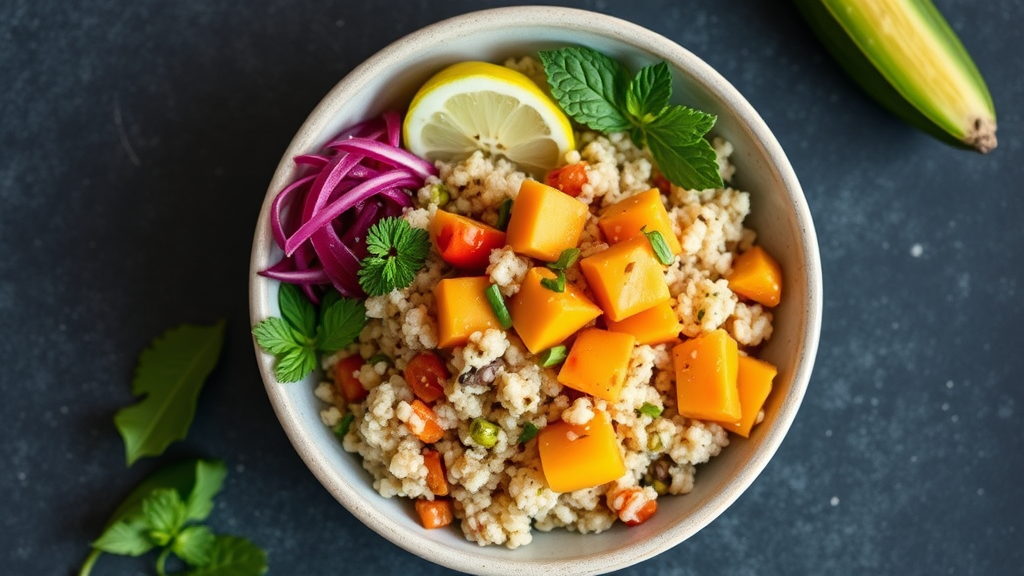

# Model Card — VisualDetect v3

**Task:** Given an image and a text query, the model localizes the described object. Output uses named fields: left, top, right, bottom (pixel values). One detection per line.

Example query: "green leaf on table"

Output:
left=142, top=488, right=188, bottom=546
left=91, top=517, right=155, bottom=556
left=184, top=459, right=227, bottom=522
left=114, top=320, right=226, bottom=465
left=173, top=525, right=217, bottom=567
left=184, top=535, right=269, bottom=576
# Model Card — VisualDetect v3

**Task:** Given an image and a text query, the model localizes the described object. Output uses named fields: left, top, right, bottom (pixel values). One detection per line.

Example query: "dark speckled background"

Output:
left=2, top=1, right=1022, bottom=574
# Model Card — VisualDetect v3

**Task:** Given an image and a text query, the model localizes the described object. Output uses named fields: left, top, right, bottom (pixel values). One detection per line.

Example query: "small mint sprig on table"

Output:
left=538, top=46, right=723, bottom=191
left=252, top=284, right=367, bottom=383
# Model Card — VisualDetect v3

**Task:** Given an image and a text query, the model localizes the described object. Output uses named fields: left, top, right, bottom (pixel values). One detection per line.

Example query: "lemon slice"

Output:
left=402, top=61, right=575, bottom=175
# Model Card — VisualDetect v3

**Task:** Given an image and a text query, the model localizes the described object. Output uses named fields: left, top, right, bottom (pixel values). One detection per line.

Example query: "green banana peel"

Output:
left=794, top=0, right=997, bottom=153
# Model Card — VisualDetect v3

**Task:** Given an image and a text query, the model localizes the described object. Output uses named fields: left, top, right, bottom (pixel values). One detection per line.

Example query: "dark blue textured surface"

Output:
left=2, top=1, right=1022, bottom=574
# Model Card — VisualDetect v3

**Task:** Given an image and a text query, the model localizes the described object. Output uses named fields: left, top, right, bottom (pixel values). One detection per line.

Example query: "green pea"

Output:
left=470, top=417, right=500, bottom=448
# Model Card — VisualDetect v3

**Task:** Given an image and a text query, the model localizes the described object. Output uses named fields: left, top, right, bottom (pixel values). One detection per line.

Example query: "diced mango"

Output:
left=579, top=235, right=671, bottom=322
left=727, top=245, right=782, bottom=308
left=538, top=410, right=626, bottom=493
left=505, top=179, right=589, bottom=261
left=598, top=188, right=682, bottom=254
left=604, top=301, right=682, bottom=346
left=508, top=267, right=603, bottom=354
left=557, top=328, right=636, bottom=402
left=673, top=329, right=741, bottom=422
left=715, top=355, right=777, bottom=438
left=433, top=276, right=501, bottom=348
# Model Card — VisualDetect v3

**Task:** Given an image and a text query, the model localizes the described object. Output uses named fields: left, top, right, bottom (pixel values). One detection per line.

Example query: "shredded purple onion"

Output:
left=261, top=111, right=437, bottom=301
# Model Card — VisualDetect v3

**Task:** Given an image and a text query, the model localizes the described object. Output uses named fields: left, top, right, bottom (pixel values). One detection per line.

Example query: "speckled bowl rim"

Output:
left=250, top=6, right=822, bottom=575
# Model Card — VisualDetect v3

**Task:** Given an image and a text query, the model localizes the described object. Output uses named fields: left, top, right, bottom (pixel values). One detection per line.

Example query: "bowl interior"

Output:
left=249, top=6, right=822, bottom=575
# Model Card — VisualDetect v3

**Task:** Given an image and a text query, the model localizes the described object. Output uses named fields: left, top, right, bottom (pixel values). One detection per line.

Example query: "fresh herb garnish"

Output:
left=114, top=321, right=225, bottom=466
left=548, top=247, right=581, bottom=271
left=640, top=226, right=675, bottom=265
left=496, top=198, right=514, bottom=231
left=637, top=402, right=663, bottom=418
left=518, top=422, right=540, bottom=444
left=538, top=345, right=568, bottom=367
left=540, top=271, right=566, bottom=293
left=484, top=283, right=514, bottom=329
left=80, top=459, right=267, bottom=576
left=539, top=47, right=723, bottom=191
left=357, top=216, right=431, bottom=296
left=367, top=352, right=392, bottom=367
left=252, top=284, right=367, bottom=383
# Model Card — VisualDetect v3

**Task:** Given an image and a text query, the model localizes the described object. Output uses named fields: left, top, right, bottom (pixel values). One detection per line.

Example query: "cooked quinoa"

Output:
left=315, top=128, right=772, bottom=548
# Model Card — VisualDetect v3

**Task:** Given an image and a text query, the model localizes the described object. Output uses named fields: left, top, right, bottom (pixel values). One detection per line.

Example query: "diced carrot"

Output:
left=579, top=235, right=671, bottom=322
left=608, top=487, right=658, bottom=526
left=403, top=351, right=449, bottom=403
left=726, top=245, right=782, bottom=308
left=714, top=355, right=777, bottom=438
left=545, top=162, right=588, bottom=197
left=333, top=355, right=367, bottom=404
left=422, top=448, right=449, bottom=496
left=406, top=399, right=445, bottom=444
left=537, top=410, right=626, bottom=493
left=604, top=300, right=682, bottom=345
left=414, top=498, right=454, bottom=529
left=508, top=267, right=603, bottom=354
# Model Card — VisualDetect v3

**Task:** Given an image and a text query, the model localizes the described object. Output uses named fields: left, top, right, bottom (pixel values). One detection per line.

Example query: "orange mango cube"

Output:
left=538, top=410, right=626, bottom=492
left=598, top=188, right=682, bottom=254
left=557, top=328, right=636, bottom=402
left=505, top=179, right=589, bottom=261
left=508, top=267, right=603, bottom=354
left=673, top=329, right=741, bottom=422
left=715, top=355, right=777, bottom=438
left=727, top=245, right=782, bottom=308
left=433, top=276, right=501, bottom=348
left=579, top=235, right=671, bottom=322
left=604, top=300, right=682, bottom=346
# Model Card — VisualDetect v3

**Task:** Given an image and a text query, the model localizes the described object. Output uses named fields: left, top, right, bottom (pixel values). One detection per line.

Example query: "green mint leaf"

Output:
left=646, top=132, right=723, bottom=191
left=316, top=297, right=366, bottom=353
left=539, top=47, right=631, bottom=132
left=646, top=104, right=716, bottom=146
left=114, top=321, right=226, bottom=466
left=142, top=488, right=188, bottom=546
left=277, top=282, right=316, bottom=339
left=274, top=344, right=317, bottom=383
left=174, top=525, right=217, bottom=567
left=184, top=459, right=227, bottom=522
left=91, top=517, right=155, bottom=556
left=183, top=535, right=269, bottom=576
left=251, top=317, right=300, bottom=356
left=358, top=217, right=430, bottom=296
left=626, top=62, right=672, bottom=121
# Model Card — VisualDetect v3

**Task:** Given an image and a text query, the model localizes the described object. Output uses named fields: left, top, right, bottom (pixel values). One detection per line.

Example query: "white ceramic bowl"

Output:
left=250, top=6, right=821, bottom=575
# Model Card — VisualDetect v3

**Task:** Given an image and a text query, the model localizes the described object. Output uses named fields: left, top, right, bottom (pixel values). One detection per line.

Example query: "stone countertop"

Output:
left=2, top=1, right=1021, bottom=574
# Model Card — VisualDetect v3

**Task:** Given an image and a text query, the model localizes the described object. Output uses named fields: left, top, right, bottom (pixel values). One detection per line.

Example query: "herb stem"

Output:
left=78, top=549, right=102, bottom=576
left=156, top=546, right=172, bottom=576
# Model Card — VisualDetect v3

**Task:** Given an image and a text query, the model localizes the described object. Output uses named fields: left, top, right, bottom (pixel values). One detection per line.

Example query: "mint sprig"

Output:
left=539, top=47, right=724, bottom=191
left=252, top=283, right=367, bottom=383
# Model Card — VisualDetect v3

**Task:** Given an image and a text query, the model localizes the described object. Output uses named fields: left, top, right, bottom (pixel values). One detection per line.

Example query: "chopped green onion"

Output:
left=548, top=248, right=580, bottom=271
left=518, top=422, right=539, bottom=444
left=470, top=417, right=500, bottom=448
left=428, top=183, right=450, bottom=206
left=484, top=283, right=513, bottom=329
left=638, top=402, right=663, bottom=418
left=641, top=226, right=674, bottom=265
left=496, top=198, right=514, bottom=231
left=540, top=271, right=566, bottom=293
left=367, top=352, right=392, bottom=367
left=538, top=345, right=568, bottom=367
left=334, top=412, right=355, bottom=439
